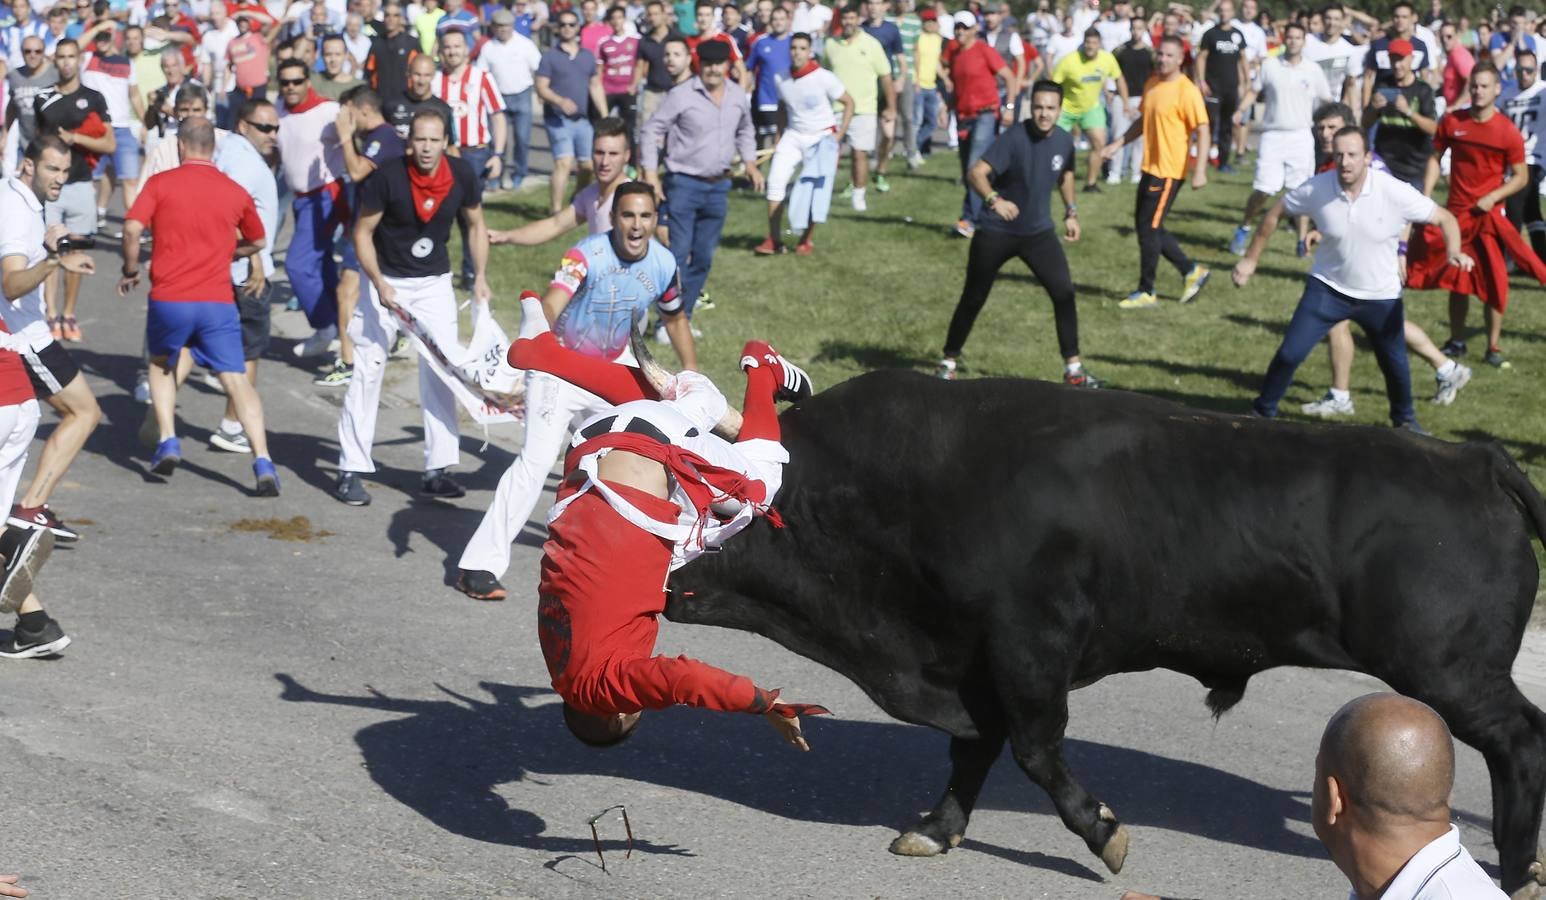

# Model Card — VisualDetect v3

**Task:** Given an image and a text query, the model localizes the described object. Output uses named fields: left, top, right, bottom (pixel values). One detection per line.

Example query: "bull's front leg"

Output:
left=1006, top=698, right=1129, bottom=874
left=890, top=732, right=1005, bottom=856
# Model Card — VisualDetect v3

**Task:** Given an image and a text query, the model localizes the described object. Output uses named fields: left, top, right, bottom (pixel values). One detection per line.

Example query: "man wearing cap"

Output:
left=640, top=37, right=762, bottom=326
left=1363, top=37, right=1436, bottom=189
left=479, top=8, right=543, bottom=191
left=1362, top=1, right=1434, bottom=112
left=940, top=8, right=1017, bottom=238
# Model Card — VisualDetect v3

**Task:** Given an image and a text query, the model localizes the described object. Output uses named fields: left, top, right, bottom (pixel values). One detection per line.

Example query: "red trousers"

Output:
left=537, top=482, right=770, bottom=717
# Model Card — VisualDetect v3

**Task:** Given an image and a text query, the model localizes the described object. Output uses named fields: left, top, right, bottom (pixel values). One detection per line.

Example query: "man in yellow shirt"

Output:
left=824, top=5, right=893, bottom=212
left=1100, top=34, right=1212, bottom=309
left=910, top=7, right=945, bottom=159
left=1051, top=27, right=1128, bottom=192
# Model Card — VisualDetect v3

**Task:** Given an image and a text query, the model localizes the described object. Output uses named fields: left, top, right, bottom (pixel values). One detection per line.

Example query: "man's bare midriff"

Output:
left=597, top=449, right=670, bottom=498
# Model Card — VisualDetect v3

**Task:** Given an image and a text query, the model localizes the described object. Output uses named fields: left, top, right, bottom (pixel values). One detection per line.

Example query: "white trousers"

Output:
left=456, top=371, right=610, bottom=577
left=337, top=273, right=462, bottom=474
left=0, top=399, right=39, bottom=510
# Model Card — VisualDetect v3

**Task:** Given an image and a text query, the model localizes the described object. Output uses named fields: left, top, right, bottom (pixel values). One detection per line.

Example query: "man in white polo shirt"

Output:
left=477, top=9, right=542, bottom=190
left=1232, top=125, right=1470, bottom=433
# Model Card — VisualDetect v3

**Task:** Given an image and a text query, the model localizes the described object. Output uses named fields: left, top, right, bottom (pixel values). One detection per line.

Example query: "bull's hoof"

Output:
left=889, top=832, right=946, bottom=857
left=1100, top=824, right=1130, bottom=874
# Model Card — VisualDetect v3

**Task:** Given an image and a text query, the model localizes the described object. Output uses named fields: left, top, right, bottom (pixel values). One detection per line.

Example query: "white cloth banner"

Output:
left=390, top=300, right=527, bottom=425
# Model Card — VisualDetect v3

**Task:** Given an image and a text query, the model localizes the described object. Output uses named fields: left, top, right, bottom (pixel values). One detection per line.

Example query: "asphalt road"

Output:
left=3, top=220, right=1546, bottom=900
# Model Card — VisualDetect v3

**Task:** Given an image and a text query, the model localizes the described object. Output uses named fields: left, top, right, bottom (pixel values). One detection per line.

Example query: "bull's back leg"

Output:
left=1383, top=668, right=1546, bottom=899
left=890, top=731, right=1007, bottom=857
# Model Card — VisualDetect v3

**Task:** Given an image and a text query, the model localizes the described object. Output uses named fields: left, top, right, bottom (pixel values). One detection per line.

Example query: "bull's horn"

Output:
left=629, top=327, right=744, bottom=440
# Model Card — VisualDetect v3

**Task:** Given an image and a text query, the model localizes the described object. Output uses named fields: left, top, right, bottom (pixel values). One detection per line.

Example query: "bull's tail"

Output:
left=1493, top=445, right=1546, bottom=548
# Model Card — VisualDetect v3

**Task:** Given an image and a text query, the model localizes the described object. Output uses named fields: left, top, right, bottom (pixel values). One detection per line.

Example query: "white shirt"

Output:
left=1351, top=826, right=1505, bottom=900
left=776, top=67, right=844, bottom=135
left=569, top=181, right=613, bottom=234
left=1094, top=17, right=1130, bottom=53
left=342, top=30, right=371, bottom=68
left=433, top=65, right=506, bottom=147
left=198, top=20, right=239, bottom=95
left=0, top=176, right=51, bottom=351
left=1258, top=55, right=1333, bottom=131
left=476, top=32, right=543, bottom=95
left=792, top=1, right=832, bottom=50
left=1306, top=33, right=1364, bottom=94
left=277, top=100, right=345, bottom=193
left=1044, top=32, right=1081, bottom=70
left=81, top=51, right=139, bottom=125
left=1070, top=5, right=1098, bottom=37
left=140, top=126, right=232, bottom=184
left=1503, top=81, right=1544, bottom=167
left=1231, top=17, right=1267, bottom=61
left=1284, top=167, right=1437, bottom=300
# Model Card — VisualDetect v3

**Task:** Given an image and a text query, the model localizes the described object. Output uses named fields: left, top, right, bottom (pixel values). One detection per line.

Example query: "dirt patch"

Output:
left=230, top=516, right=335, bottom=542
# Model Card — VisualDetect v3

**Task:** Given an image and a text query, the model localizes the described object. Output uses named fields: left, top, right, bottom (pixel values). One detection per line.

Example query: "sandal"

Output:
left=61, top=316, right=82, bottom=343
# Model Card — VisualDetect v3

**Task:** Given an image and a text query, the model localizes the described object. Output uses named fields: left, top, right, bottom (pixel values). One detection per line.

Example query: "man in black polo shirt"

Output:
left=1194, top=0, right=1248, bottom=173
left=33, top=38, right=113, bottom=344
left=936, top=80, right=1097, bottom=388
left=365, top=1, right=420, bottom=103
left=385, top=54, right=455, bottom=141
left=336, top=109, right=490, bottom=507
left=1363, top=38, right=1435, bottom=188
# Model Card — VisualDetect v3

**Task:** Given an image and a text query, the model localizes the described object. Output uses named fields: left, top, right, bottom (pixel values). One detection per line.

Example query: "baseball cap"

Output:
left=919, top=7, right=936, bottom=20
left=952, top=10, right=976, bottom=28
left=491, top=8, right=514, bottom=23
left=1388, top=37, right=1413, bottom=57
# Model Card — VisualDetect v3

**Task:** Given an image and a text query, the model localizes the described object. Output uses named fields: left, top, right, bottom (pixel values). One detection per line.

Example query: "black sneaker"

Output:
left=0, top=616, right=70, bottom=659
left=1484, top=349, right=1506, bottom=368
left=334, top=472, right=371, bottom=507
left=1082, top=183, right=1103, bottom=194
left=422, top=469, right=466, bottom=499
left=0, top=527, right=54, bottom=616
left=1397, top=420, right=1432, bottom=436
left=1440, top=338, right=1467, bottom=358
left=7, top=504, right=80, bottom=542
left=455, top=568, right=508, bottom=601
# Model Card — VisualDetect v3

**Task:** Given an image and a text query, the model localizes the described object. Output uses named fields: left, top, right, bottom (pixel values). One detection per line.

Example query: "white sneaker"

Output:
left=517, top=291, right=550, bottom=340
left=1301, top=391, right=1355, bottom=417
left=132, top=374, right=150, bottom=404
left=654, top=324, right=670, bottom=345
left=1105, top=171, right=1122, bottom=184
left=293, top=325, right=339, bottom=358
left=1432, top=363, right=1472, bottom=406
left=852, top=191, right=867, bottom=212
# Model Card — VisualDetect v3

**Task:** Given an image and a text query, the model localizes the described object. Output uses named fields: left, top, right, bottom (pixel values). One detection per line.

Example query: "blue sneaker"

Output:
left=254, top=457, right=280, bottom=497
left=151, top=437, right=181, bottom=476
left=1229, top=226, right=1251, bottom=256
left=1296, top=237, right=1309, bottom=258
left=1219, top=163, right=1237, bottom=175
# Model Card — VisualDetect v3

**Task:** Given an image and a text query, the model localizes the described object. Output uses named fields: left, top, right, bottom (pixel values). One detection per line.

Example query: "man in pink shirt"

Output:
left=597, top=5, right=640, bottom=136
left=1440, top=22, right=1474, bottom=106
left=579, top=0, right=609, bottom=54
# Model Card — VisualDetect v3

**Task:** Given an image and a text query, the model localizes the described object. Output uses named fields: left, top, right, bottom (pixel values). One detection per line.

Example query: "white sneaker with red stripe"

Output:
left=740, top=341, right=814, bottom=402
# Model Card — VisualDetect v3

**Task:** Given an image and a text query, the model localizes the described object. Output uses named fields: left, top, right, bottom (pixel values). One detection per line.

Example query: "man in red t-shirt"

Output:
left=940, top=9, right=1017, bottom=237
left=118, top=117, right=280, bottom=496
left=1407, top=63, right=1546, bottom=367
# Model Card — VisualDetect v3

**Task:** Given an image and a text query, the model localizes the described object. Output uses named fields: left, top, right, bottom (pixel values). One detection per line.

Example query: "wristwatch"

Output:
left=1065, top=204, right=1078, bottom=217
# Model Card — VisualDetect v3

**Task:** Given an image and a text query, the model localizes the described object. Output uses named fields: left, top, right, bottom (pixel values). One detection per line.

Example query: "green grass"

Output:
left=472, top=153, right=1546, bottom=483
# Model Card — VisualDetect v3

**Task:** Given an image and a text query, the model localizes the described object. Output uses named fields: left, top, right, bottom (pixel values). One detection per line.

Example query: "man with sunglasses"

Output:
left=1503, top=49, right=1544, bottom=260
left=6, top=37, right=55, bottom=159
left=940, top=9, right=1017, bottom=238
left=276, top=57, right=348, bottom=360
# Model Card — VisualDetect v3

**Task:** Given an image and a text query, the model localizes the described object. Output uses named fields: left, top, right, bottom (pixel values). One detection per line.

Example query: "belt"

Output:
left=460, top=143, right=490, bottom=150
left=667, top=170, right=730, bottom=183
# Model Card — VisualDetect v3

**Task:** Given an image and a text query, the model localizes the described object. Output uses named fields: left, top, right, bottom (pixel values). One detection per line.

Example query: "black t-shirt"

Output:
left=1116, top=41, right=1152, bottom=96
left=368, top=30, right=420, bottom=102
left=33, top=84, right=111, bottom=183
left=1363, top=35, right=1432, bottom=89
left=1198, top=25, right=1245, bottom=89
left=637, top=31, right=682, bottom=92
left=977, top=122, right=1075, bottom=236
left=357, top=155, right=480, bottom=277
left=1370, top=79, right=1436, bottom=186
left=358, top=122, right=406, bottom=170
left=385, top=92, right=455, bottom=141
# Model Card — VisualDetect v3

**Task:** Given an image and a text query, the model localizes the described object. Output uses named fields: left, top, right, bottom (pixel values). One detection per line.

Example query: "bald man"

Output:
left=1313, top=693, right=1504, bottom=899
left=1118, top=693, right=1505, bottom=900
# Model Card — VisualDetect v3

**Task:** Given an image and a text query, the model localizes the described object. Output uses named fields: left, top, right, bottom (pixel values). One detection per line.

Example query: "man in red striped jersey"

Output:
left=432, top=28, right=505, bottom=289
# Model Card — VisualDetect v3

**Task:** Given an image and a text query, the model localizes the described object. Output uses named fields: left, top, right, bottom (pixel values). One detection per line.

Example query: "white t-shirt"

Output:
left=0, top=177, right=52, bottom=351
left=1259, top=55, right=1333, bottom=131
left=776, top=67, right=844, bottom=135
left=569, top=181, right=613, bottom=234
left=198, top=20, right=240, bottom=95
left=1044, top=33, right=1080, bottom=70
left=1284, top=167, right=1437, bottom=300
left=476, top=32, right=543, bottom=95
left=1306, top=33, right=1364, bottom=95
left=792, top=2, right=832, bottom=41
left=1070, top=5, right=1098, bottom=37
left=1503, top=81, right=1544, bottom=167
left=1094, top=17, right=1130, bottom=53
left=81, top=52, right=139, bottom=125
left=1350, top=826, right=1505, bottom=900
left=1231, top=17, right=1267, bottom=61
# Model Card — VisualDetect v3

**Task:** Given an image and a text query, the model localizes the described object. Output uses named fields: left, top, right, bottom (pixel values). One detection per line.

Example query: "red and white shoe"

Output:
left=740, top=340, right=814, bottom=402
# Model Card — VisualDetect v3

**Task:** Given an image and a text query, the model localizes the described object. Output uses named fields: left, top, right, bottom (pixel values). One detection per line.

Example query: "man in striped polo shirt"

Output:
left=432, top=28, right=504, bottom=289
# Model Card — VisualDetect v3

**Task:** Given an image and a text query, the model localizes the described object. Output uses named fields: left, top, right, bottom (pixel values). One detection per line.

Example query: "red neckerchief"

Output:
left=286, top=86, right=328, bottom=114
left=791, top=59, right=821, bottom=79
left=407, top=156, right=454, bottom=223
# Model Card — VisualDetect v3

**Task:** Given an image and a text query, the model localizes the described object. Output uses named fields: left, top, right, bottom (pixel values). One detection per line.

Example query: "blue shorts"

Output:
left=93, top=126, right=142, bottom=180
left=146, top=300, right=246, bottom=373
left=544, top=114, right=594, bottom=161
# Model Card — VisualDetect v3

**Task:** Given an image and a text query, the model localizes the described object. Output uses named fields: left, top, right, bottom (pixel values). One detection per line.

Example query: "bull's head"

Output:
left=629, top=326, right=744, bottom=440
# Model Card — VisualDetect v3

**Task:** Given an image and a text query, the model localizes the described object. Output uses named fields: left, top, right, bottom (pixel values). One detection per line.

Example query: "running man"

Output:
left=455, top=182, right=695, bottom=600
left=1101, top=34, right=1211, bottom=309
left=1049, top=28, right=1126, bottom=193
left=508, top=293, right=823, bottom=748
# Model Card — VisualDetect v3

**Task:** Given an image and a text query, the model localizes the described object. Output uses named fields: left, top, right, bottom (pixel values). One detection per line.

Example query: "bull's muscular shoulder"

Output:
left=666, top=370, right=1518, bottom=737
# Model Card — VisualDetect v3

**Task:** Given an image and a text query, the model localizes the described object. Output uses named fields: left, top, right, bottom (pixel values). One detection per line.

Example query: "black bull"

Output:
left=663, top=370, right=1546, bottom=897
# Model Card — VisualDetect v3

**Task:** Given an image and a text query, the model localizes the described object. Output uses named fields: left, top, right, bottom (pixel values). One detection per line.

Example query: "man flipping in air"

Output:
left=507, top=293, right=825, bottom=749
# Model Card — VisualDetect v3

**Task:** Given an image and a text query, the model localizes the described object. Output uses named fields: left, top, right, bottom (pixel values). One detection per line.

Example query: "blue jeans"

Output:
left=457, top=144, right=493, bottom=281
left=503, top=88, right=533, bottom=185
left=913, top=87, right=941, bottom=156
left=1253, top=277, right=1416, bottom=426
left=957, top=111, right=998, bottom=225
left=664, top=172, right=729, bottom=318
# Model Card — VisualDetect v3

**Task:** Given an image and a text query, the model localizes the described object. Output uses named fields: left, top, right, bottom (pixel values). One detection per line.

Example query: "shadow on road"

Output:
left=273, top=675, right=1327, bottom=871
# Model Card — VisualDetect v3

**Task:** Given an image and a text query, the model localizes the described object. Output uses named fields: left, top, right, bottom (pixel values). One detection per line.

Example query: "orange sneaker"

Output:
left=795, top=241, right=815, bottom=256
left=752, top=238, right=783, bottom=255
left=61, top=317, right=82, bottom=343
left=49, top=317, right=63, bottom=341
